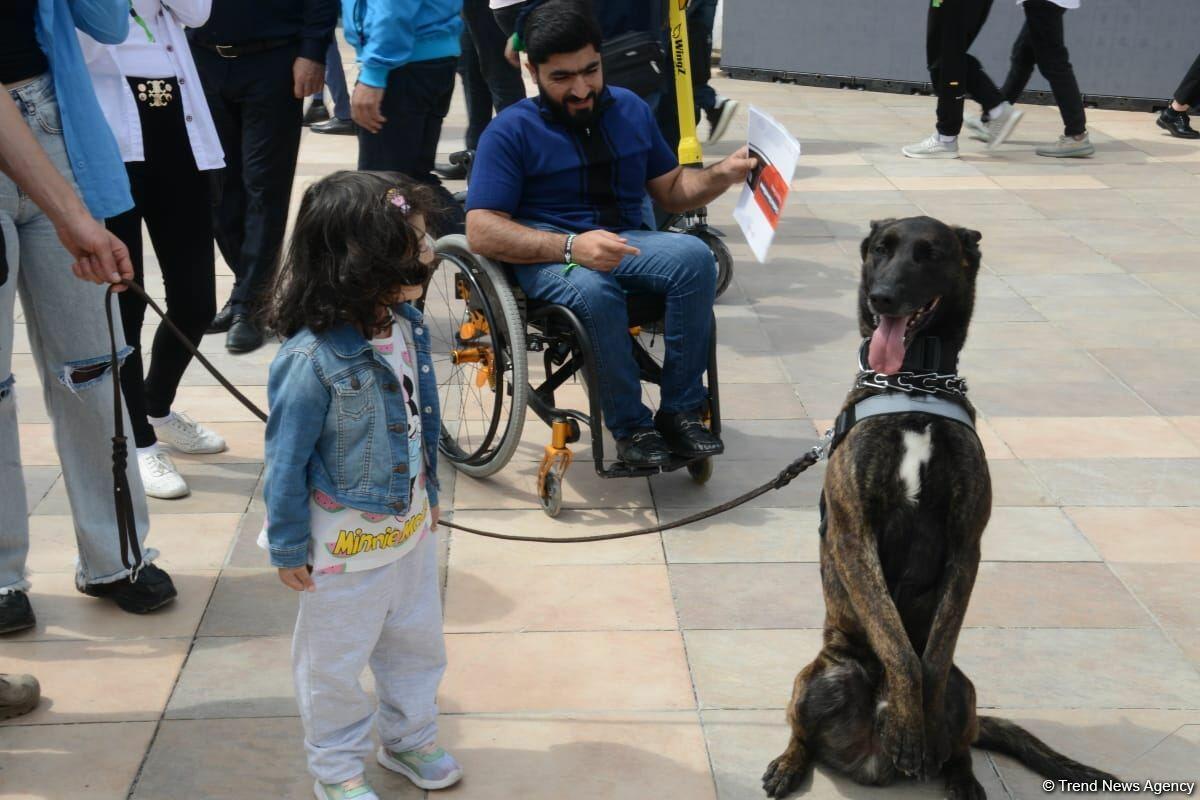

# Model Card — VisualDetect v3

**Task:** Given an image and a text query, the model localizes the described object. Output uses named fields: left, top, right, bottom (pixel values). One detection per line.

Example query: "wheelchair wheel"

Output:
left=539, top=472, right=564, bottom=518
left=425, top=235, right=527, bottom=478
left=692, top=229, right=735, bottom=300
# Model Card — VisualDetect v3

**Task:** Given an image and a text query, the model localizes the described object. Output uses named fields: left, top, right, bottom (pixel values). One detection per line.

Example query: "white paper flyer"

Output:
left=733, top=107, right=801, bottom=263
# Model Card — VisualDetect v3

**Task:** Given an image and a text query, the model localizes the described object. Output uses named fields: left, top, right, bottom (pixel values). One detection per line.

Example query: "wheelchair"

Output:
left=424, top=234, right=722, bottom=517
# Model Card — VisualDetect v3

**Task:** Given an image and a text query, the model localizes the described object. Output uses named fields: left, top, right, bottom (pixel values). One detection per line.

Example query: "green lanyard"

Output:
left=129, top=2, right=155, bottom=42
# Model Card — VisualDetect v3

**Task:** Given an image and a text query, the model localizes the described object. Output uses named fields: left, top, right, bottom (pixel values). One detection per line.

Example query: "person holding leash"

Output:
left=260, top=171, right=462, bottom=800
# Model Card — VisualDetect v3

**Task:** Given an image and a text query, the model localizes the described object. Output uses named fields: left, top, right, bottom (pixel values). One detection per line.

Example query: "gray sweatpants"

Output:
left=292, top=531, right=446, bottom=784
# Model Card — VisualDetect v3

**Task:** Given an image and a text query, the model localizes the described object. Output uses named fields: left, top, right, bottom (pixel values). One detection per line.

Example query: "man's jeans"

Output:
left=689, top=0, right=719, bottom=114
left=322, top=37, right=352, bottom=122
left=512, top=230, right=716, bottom=441
left=0, top=74, right=154, bottom=593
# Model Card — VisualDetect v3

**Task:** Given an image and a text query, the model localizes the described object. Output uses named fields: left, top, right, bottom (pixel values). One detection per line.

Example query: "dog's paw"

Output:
left=946, top=771, right=987, bottom=800
left=922, top=717, right=954, bottom=778
left=879, top=705, right=925, bottom=777
left=762, top=754, right=807, bottom=798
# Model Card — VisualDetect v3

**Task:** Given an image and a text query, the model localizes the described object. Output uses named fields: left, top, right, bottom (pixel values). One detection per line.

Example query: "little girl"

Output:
left=261, top=171, right=462, bottom=800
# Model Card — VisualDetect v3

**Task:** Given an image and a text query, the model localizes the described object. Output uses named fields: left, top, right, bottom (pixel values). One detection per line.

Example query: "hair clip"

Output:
left=385, top=188, right=411, bottom=214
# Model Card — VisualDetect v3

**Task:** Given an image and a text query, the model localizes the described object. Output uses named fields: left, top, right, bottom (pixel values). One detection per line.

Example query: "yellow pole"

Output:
left=668, top=0, right=704, bottom=166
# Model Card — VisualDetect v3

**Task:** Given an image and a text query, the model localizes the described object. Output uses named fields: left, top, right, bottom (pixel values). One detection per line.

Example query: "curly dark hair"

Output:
left=265, top=170, right=442, bottom=338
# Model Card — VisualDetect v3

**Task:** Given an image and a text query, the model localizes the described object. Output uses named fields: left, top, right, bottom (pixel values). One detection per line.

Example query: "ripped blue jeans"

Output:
left=0, top=74, right=154, bottom=593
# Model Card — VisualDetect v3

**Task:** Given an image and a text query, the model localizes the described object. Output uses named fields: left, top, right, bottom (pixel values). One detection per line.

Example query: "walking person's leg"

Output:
left=904, top=1, right=963, bottom=158
left=687, top=0, right=738, bottom=142
left=1000, top=20, right=1037, bottom=103
left=460, top=28, right=493, bottom=152
left=311, top=36, right=354, bottom=135
left=1158, top=52, right=1200, bottom=138
left=492, top=4, right=524, bottom=38
left=1022, top=0, right=1091, bottom=156
left=226, top=46, right=303, bottom=352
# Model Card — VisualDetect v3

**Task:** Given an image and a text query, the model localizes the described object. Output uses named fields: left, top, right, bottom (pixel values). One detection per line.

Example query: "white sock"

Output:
left=148, top=412, right=174, bottom=427
left=988, top=101, right=1010, bottom=119
left=937, top=133, right=958, bottom=144
left=137, top=444, right=161, bottom=457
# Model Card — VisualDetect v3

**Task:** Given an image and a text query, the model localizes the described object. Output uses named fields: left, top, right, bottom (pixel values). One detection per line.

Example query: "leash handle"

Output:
left=106, top=286, right=144, bottom=579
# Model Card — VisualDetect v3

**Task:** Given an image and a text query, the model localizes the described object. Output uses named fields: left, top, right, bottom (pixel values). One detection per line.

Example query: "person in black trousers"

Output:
left=903, top=0, right=1023, bottom=159
left=438, top=0, right=527, bottom=180
left=966, top=0, right=1091, bottom=157
left=1158, top=53, right=1200, bottom=139
left=189, top=0, right=337, bottom=354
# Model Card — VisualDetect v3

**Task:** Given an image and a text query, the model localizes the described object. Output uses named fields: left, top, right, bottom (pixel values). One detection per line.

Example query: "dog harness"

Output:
left=819, top=336, right=977, bottom=538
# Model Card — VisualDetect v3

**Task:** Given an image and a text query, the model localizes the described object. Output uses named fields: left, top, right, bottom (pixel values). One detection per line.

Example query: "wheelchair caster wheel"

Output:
left=540, top=472, right=564, bottom=517
left=687, top=457, right=714, bottom=485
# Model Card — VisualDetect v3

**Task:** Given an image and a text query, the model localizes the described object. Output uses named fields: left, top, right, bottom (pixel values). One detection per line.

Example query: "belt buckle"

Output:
left=215, top=44, right=238, bottom=58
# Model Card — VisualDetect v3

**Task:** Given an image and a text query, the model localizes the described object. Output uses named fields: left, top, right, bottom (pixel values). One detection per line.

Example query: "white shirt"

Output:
left=490, top=0, right=525, bottom=9
left=78, top=0, right=224, bottom=170
left=1017, top=0, right=1080, bottom=8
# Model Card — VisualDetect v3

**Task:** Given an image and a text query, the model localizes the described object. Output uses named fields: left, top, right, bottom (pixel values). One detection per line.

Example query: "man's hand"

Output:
left=431, top=505, right=440, bottom=527
left=505, top=37, right=520, bottom=68
left=293, top=57, right=325, bottom=99
left=57, top=215, right=134, bottom=291
left=712, top=145, right=758, bottom=188
left=571, top=230, right=640, bottom=272
left=352, top=83, right=387, bottom=134
left=278, top=565, right=316, bottom=592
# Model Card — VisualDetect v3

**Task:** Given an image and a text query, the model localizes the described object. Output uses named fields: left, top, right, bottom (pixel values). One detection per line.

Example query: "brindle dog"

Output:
left=762, top=217, right=1115, bottom=799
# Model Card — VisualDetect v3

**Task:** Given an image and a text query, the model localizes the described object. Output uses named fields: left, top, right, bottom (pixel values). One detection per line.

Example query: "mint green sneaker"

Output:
left=313, top=774, right=379, bottom=800
left=377, top=742, right=464, bottom=790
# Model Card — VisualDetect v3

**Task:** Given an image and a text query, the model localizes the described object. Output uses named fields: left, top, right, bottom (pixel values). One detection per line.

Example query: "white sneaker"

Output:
left=1035, top=133, right=1095, bottom=158
left=984, top=105, right=1024, bottom=150
left=153, top=411, right=227, bottom=455
left=964, top=114, right=990, bottom=142
left=902, top=133, right=959, bottom=159
left=138, top=450, right=189, bottom=499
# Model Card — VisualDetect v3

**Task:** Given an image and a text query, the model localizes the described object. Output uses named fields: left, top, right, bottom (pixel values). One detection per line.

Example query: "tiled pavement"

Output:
left=3, top=68, right=1200, bottom=799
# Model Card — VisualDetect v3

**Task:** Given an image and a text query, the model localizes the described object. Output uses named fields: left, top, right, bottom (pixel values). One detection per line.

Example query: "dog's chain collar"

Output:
left=855, top=370, right=969, bottom=397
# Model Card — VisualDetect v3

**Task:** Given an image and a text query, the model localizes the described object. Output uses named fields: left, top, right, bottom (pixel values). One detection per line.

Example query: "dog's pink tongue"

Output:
left=868, top=315, right=910, bottom=374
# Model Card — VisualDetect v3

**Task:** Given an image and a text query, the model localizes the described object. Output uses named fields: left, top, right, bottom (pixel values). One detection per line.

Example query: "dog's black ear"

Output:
left=954, top=226, right=982, bottom=267
left=860, top=218, right=897, bottom=261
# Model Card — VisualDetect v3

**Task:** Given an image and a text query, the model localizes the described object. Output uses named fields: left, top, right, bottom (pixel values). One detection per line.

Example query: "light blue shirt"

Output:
left=35, top=0, right=133, bottom=219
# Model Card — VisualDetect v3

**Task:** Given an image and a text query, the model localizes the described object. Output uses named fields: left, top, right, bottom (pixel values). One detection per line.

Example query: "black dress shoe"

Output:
left=78, top=563, right=177, bottom=614
left=655, top=409, right=724, bottom=458
left=0, top=591, right=35, bottom=635
left=303, top=99, right=330, bottom=126
left=615, top=429, right=673, bottom=467
left=434, top=149, right=473, bottom=180
left=1157, top=107, right=1200, bottom=139
left=311, top=117, right=356, bottom=136
left=226, top=315, right=264, bottom=354
left=207, top=300, right=235, bottom=334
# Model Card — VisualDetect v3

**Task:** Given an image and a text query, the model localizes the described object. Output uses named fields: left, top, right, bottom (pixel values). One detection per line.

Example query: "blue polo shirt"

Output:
left=466, top=86, right=678, bottom=233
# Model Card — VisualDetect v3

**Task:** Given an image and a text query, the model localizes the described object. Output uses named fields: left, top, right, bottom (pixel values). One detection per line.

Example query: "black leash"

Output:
left=105, top=280, right=826, bottom=545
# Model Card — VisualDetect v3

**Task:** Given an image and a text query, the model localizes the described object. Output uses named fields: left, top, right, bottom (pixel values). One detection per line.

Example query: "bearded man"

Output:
left=465, top=0, right=754, bottom=467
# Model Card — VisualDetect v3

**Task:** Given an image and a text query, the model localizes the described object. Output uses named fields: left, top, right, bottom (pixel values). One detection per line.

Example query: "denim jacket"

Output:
left=263, top=303, right=441, bottom=568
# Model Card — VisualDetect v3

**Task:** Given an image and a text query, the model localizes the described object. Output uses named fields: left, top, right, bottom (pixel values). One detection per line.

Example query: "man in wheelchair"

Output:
left=465, top=0, right=755, bottom=468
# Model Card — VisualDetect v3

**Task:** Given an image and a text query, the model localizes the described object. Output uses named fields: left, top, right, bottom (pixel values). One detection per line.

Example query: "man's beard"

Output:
left=538, top=84, right=602, bottom=129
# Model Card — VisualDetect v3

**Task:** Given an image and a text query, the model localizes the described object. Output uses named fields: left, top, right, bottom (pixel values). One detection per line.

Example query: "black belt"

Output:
left=195, top=37, right=295, bottom=58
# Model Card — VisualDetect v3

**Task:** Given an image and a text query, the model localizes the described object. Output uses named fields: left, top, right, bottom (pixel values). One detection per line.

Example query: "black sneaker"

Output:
left=615, top=429, right=672, bottom=468
left=704, top=97, right=740, bottom=143
left=0, top=591, right=35, bottom=635
left=655, top=409, right=724, bottom=458
left=303, top=99, right=330, bottom=126
left=1157, top=107, right=1200, bottom=139
left=78, top=563, right=177, bottom=614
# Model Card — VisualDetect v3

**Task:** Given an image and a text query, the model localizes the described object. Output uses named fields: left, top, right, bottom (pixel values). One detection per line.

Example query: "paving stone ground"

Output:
left=3, top=56, right=1199, bottom=800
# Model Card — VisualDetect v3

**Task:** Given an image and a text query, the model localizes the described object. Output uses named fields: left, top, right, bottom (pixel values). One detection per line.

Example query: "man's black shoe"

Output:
left=207, top=300, right=235, bottom=334
left=0, top=591, right=35, bottom=634
left=616, top=429, right=673, bottom=468
left=78, top=563, right=177, bottom=614
left=303, top=99, right=330, bottom=126
left=655, top=410, right=724, bottom=458
left=311, top=117, right=356, bottom=136
left=226, top=315, right=264, bottom=354
left=1157, top=107, right=1200, bottom=139
left=434, top=149, right=473, bottom=180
